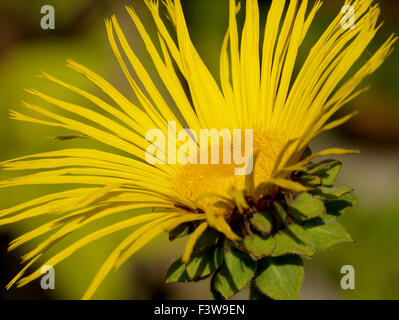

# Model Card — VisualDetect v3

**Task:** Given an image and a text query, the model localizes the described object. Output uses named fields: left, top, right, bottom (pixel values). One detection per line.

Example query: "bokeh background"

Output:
left=0, top=0, right=398, bottom=300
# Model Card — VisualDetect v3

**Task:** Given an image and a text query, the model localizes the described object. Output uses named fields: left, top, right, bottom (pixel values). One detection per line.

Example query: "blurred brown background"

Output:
left=0, top=0, right=398, bottom=299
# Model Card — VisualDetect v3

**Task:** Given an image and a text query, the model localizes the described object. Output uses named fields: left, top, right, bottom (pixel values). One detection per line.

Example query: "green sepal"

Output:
left=307, top=159, right=342, bottom=186
left=249, top=211, right=273, bottom=235
left=169, top=222, right=191, bottom=241
left=249, top=280, right=270, bottom=300
left=288, top=192, right=326, bottom=221
left=194, top=227, right=219, bottom=252
left=212, top=247, right=256, bottom=299
left=165, top=256, right=190, bottom=284
left=295, top=174, right=322, bottom=187
left=312, top=186, right=353, bottom=199
left=302, top=146, right=312, bottom=159
left=210, top=274, right=225, bottom=300
left=324, top=193, right=358, bottom=221
left=272, top=201, right=287, bottom=228
left=305, top=219, right=353, bottom=251
left=186, top=246, right=223, bottom=280
left=272, top=224, right=314, bottom=257
left=255, top=254, right=304, bottom=300
left=238, top=234, right=275, bottom=259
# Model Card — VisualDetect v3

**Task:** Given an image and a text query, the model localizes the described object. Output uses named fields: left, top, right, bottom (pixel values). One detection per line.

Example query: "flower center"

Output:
left=172, top=129, right=290, bottom=211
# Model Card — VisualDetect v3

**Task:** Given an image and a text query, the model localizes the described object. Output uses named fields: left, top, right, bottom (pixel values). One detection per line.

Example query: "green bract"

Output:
left=165, top=157, right=356, bottom=300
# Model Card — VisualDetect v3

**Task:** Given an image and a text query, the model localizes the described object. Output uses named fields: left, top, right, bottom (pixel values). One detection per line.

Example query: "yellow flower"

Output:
left=0, top=0, right=395, bottom=299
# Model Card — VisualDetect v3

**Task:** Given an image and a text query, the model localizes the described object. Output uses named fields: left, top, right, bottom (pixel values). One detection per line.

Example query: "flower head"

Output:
left=0, top=0, right=395, bottom=299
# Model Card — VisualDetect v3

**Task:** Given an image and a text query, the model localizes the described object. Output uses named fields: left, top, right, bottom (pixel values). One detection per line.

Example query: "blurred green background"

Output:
left=0, top=0, right=398, bottom=300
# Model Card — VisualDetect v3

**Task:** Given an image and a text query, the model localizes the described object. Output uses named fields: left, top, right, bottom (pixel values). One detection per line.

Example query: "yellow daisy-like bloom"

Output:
left=0, top=0, right=395, bottom=299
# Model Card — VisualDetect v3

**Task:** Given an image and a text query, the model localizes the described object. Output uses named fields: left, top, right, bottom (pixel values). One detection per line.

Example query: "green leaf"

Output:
left=239, top=234, right=275, bottom=259
left=305, top=220, right=353, bottom=251
left=165, top=256, right=189, bottom=284
left=250, top=211, right=273, bottom=234
left=307, top=159, right=342, bottom=186
left=213, top=247, right=256, bottom=299
left=255, top=255, right=304, bottom=300
left=186, top=246, right=223, bottom=280
left=313, top=186, right=353, bottom=199
left=273, top=224, right=314, bottom=257
left=194, top=227, right=219, bottom=252
left=288, top=192, right=326, bottom=221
